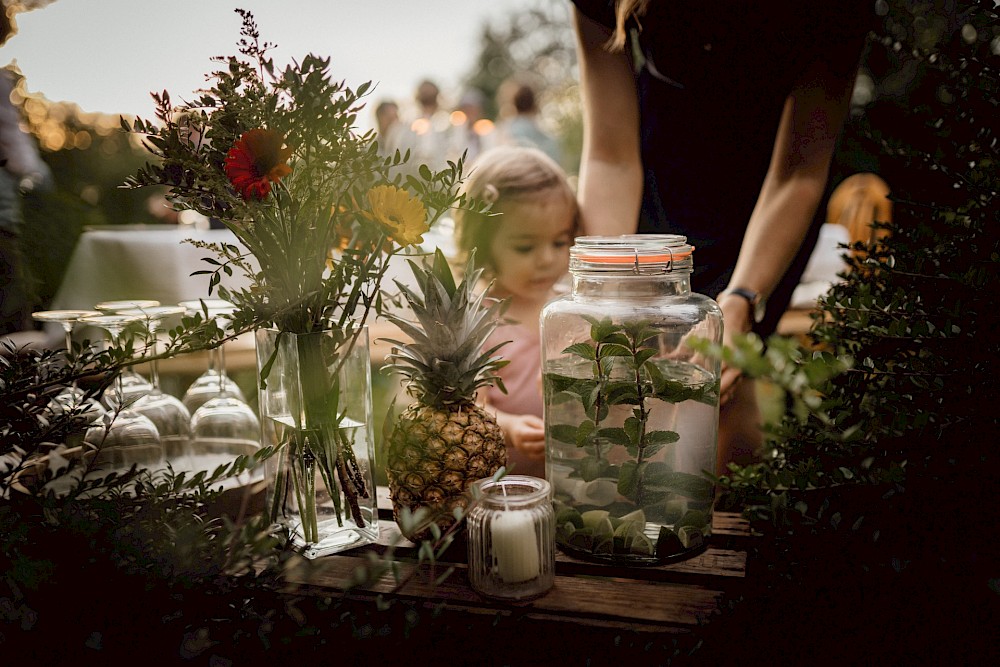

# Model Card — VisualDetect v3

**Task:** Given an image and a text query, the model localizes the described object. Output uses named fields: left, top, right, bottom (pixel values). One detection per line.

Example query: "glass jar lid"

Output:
left=570, top=235, right=694, bottom=274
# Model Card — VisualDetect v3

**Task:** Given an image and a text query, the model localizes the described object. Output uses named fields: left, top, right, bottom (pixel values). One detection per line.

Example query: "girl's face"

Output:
left=488, top=189, right=575, bottom=303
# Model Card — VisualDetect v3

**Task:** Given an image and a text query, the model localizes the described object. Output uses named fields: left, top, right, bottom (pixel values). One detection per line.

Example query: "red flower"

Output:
left=224, top=129, right=293, bottom=200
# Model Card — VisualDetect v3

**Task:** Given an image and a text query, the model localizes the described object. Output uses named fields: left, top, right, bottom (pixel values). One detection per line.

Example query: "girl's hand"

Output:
left=504, top=414, right=546, bottom=461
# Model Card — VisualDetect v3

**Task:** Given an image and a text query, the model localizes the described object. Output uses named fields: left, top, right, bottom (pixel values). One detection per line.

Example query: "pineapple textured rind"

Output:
left=387, top=402, right=506, bottom=541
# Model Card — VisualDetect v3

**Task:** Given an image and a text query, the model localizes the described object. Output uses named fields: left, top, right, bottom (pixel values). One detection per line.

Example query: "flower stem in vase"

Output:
left=335, top=425, right=366, bottom=525
left=300, top=445, right=318, bottom=544
left=294, top=333, right=368, bottom=537
left=312, top=427, right=344, bottom=528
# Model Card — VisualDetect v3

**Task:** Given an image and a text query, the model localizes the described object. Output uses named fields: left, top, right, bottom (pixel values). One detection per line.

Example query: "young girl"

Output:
left=454, top=146, right=578, bottom=479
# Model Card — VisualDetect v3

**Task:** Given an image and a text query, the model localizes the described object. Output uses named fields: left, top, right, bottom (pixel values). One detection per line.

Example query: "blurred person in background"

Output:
left=374, top=99, right=401, bottom=158
left=392, top=79, right=452, bottom=176
left=494, top=78, right=561, bottom=165
left=0, top=66, right=52, bottom=335
left=446, top=88, right=495, bottom=166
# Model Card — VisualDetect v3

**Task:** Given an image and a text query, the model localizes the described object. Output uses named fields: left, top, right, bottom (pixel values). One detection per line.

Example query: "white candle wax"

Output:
left=490, top=509, right=540, bottom=584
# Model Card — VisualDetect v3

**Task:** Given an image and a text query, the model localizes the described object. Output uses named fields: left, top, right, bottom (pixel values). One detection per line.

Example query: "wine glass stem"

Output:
left=147, top=321, right=162, bottom=393
left=208, top=347, right=220, bottom=375
left=217, top=342, right=228, bottom=396
left=109, top=328, right=125, bottom=408
left=63, top=323, right=78, bottom=392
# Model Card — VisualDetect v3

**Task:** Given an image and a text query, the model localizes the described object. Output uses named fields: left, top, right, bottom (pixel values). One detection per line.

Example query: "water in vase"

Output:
left=264, top=415, right=378, bottom=558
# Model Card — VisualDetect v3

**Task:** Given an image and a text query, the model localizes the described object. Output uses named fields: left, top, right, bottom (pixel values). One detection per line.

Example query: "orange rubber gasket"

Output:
left=577, top=247, right=694, bottom=263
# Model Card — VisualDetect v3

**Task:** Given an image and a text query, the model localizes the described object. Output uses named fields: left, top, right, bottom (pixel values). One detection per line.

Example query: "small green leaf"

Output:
left=583, top=384, right=600, bottom=414
left=641, top=443, right=665, bottom=459
left=617, top=460, right=643, bottom=500
left=576, top=419, right=596, bottom=447
left=563, top=342, right=597, bottom=360
left=589, top=317, right=621, bottom=342
left=595, top=426, right=627, bottom=447
left=549, top=424, right=578, bottom=444
left=600, top=343, right=633, bottom=358
left=634, top=348, right=658, bottom=366
left=623, top=417, right=641, bottom=446
left=644, top=430, right=680, bottom=446
left=545, top=372, right=580, bottom=395
left=605, top=380, right=639, bottom=405
left=433, top=566, right=456, bottom=586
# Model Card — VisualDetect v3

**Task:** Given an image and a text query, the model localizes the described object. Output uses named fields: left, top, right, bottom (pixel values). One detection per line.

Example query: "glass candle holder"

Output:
left=467, top=475, right=555, bottom=601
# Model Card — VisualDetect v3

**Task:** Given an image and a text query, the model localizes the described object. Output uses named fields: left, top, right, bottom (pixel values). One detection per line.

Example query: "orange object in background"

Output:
left=826, top=172, right=893, bottom=258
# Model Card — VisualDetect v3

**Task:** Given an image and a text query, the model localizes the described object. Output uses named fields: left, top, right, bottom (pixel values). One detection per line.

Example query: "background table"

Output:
left=50, top=225, right=253, bottom=311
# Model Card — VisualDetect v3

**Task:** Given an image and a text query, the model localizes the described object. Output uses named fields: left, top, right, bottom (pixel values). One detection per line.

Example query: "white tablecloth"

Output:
left=51, top=226, right=253, bottom=311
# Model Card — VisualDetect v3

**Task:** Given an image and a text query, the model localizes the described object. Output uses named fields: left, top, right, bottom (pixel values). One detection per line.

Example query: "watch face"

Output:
left=753, top=299, right=766, bottom=324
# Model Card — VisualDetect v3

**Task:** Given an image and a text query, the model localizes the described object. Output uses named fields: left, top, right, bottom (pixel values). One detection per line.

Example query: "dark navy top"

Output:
left=572, top=0, right=870, bottom=333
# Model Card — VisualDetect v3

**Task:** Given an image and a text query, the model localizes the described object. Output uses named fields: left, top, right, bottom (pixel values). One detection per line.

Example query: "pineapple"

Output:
left=382, top=248, right=509, bottom=540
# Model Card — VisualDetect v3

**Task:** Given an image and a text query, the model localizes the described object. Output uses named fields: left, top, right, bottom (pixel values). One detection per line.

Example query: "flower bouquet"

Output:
left=124, top=10, right=467, bottom=555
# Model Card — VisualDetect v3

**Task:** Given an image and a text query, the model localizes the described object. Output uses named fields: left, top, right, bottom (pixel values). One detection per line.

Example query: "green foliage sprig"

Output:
left=546, top=315, right=718, bottom=506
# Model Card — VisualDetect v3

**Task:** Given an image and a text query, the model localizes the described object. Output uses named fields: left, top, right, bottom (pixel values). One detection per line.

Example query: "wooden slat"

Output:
left=711, top=511, right=754, bottom=537
left=287, top=554, right=724, bottom=630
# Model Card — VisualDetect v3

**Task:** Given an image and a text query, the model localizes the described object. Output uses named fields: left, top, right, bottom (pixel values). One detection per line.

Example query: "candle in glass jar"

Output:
left=468, top=475, right=554, bottom=600
left=491, top=509, right=540, bottom=584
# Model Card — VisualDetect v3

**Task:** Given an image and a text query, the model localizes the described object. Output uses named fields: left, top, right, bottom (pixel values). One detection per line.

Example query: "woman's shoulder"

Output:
left=570, top=0, right=615, bottom=29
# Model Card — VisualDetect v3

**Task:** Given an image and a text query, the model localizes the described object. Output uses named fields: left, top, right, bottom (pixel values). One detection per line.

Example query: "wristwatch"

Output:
left=719, top=287, right=766, bottom=324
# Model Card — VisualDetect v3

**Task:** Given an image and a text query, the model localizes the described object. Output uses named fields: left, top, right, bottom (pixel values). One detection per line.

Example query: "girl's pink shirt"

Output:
left=484, top=321, right=545, bottom=478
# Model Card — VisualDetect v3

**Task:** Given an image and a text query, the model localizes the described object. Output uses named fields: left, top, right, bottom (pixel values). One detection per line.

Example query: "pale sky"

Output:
left=2, top=0, right=541, bottom=129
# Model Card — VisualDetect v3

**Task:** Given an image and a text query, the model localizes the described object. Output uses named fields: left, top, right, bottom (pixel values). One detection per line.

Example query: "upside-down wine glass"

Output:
left=30, top=309, right=105, bottom=418
left=119, top=305, right=193, bottom=468
left=93, top=299, right=159, bottom=406
left=187, top=303, right=261, bottom=487
left=79, top=313, right=163, bottom=471
left=179, top=299, right=247, bottom=413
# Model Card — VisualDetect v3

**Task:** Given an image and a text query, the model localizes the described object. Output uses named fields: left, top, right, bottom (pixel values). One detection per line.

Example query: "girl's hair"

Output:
left=608, top=0, right=650, bottom=52
left=454, top=146, right=577, bottom=274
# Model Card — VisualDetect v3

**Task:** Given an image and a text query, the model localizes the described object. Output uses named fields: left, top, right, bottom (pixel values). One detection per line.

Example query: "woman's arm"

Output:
left=573, top=7, right=644, bottom=236
left=718, top=56, right=860, bottom=398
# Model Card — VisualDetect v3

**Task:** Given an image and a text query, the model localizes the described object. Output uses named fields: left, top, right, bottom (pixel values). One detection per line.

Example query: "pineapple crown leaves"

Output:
left=381, top=248, right=510, bottom=405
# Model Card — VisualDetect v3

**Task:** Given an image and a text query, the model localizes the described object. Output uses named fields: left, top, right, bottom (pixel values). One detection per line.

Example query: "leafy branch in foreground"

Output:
left=347, top=467, right=508, bottom=609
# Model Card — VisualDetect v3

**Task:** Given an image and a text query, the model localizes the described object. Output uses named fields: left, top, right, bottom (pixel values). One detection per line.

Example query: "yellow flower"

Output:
left=363, top=185, right=428, bottom=247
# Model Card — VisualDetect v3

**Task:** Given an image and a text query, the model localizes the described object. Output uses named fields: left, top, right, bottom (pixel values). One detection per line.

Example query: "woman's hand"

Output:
left=716, top=292, right=755, bottom=405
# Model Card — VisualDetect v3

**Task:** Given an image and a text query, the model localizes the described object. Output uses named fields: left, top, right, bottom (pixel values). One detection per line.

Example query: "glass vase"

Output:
left=541, top=235, right=722, bottom=565
left=256, top=327, right=379, bottom=558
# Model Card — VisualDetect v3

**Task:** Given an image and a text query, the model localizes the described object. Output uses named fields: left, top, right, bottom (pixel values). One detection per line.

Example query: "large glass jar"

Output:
left=541, top=235, right=722, bottom=564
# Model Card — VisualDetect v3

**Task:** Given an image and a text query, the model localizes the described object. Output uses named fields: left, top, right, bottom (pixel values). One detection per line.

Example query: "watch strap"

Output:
left=719, top=287, right=766, bottom=324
